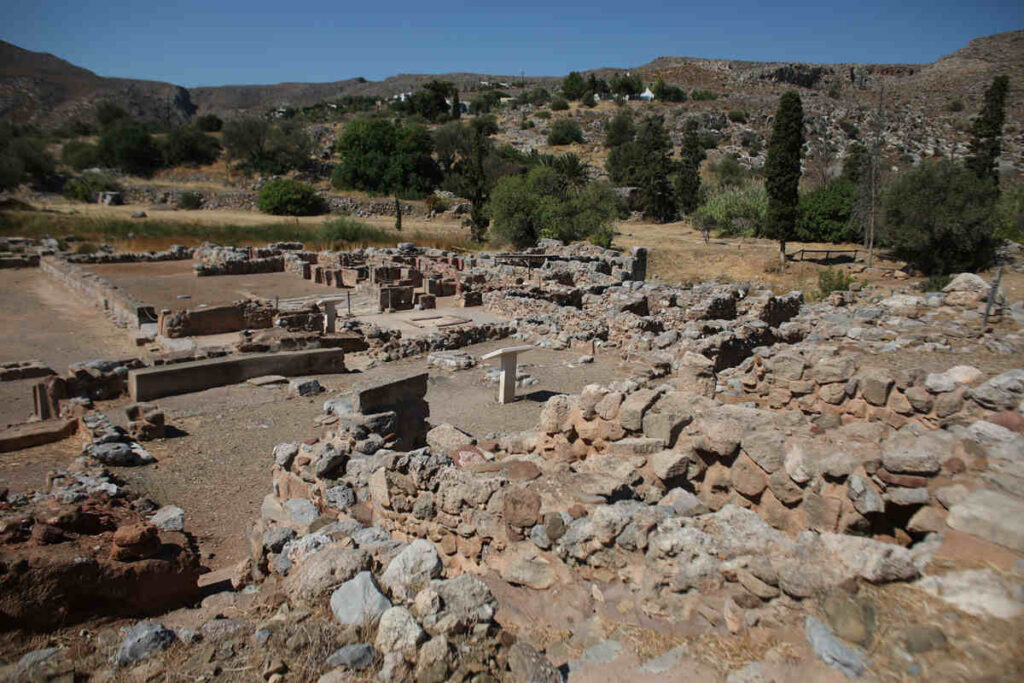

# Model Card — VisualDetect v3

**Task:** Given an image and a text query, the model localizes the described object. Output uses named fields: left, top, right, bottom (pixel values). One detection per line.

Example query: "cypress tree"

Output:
left=966, top=75, right=1010, bottom=187
left=451, top=89, right=461, bottom=120
left=395, top=194, right=402, bottom=231
left=764, top=91, right=804, bottom=270
left=634, top=115, right=677, bottom=223
left=676, top=120, right=705, bottom=214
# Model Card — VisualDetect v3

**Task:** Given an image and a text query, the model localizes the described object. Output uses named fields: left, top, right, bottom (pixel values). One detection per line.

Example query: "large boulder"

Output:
left=946, top=489, right=1024, bottom=552
left=284, top=546, right=371, bottom=602
left=380, top=539, right=442, bottom=602
left=330, top=571, right=392, bottom=627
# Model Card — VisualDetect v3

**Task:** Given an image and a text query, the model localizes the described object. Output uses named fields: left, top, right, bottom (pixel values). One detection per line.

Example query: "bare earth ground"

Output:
left=83, top=260, right=348, bottom=311
left=0, top=268, right=143, bottom=425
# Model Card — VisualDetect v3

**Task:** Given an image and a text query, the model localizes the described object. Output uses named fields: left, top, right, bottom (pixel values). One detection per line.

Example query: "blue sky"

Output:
left=3, top=1, right=1021, bottom=87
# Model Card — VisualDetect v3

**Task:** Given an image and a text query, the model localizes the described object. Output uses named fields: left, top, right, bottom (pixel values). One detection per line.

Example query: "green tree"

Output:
left=652, top=77, right=686, bottom=103
left=467, top=116, right=499, bottom=242
left=676, top=121, right=705, bottom=214
left=488, top=165, right=619, bottom=248
left=0, top=126, right=54, bottom=190
left=764, top=91, right=804, bottom=269
left=966, top=75, right=1010, bottom=186
left=98, top=122, right=163, bottom=176
left=796, top=181, right=855, bottom=242
left=634, top=116, right=677, bottom=222
left=162, top=126, right=221, bottom=167
left=95, top=102, right=131, bottom=130
left=61, top=140, right=100, bottom=170
left=195, top=113, right=223, bottom=132
left=610, top=73, right=643, bottom=98
left=332, top=118, right=439, bottom=196
left=884, top=159, right=998, bottom=274
left=395, top=195, right=402, bottom=231
left=451, top=89, right=461, bottom=120
left=562, top=72, right=586, bottom=100
left=840, top=142, right=869, bottom=185
left=221, top=117, right=311, bottom=174
left=547, top=119, right=584, bottom=146
left=257, top=178, right=326, bottom=216
left=605, top=109, right=635, bottom=148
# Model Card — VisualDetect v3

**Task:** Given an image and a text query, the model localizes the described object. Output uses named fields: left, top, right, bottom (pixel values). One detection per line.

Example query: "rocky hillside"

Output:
left=0, top=41, right=196, bottom=128
left=2, top=32, right=1021, bottom=172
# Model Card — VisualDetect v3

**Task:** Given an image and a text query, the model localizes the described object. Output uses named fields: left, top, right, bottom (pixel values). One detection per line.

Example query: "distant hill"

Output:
left=1, top=31, right=1021, bottom=134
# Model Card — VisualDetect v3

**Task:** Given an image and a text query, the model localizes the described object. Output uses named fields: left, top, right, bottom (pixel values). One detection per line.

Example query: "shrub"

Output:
left=74, top=242, right=99, bottom=255
left=919, top=274, right=952, bottom=292
left=257, top=178, right=326, bottom=216
left=884, top=159, right=998, bottom=274
left=0, top=134, right=54, bottom=190
left=195, top=114, right=223, bottom=132
left=712, top=154, right=746, bottom=188
left=550, top=97, right=569, bottom=112
left=98, top=122, right=163, bottom=176
left=796, top=182, right=855, bottom=243
left=163, top=126, right=221, bottom=167
left=63, top=171, right=120, bottom=203
left=995, top=183, right=1024, bottom=242
left=320, top=217, right=389, bottom=246
left=947, top=100, right=965, bottom=112
left=816, top=268, right=856, bottom=297
left=727, top=110, right=748, bottom=124
left=589, top=228, right=614, bottom=248
left=60, top=140, right=100, bottom=170
left=839, top=119, right=860, bottom=139
left=690, top=90, right=718, bottom=101
left=177, top=191, right=203, bottom=210
left=695, top=182, right=767, bottom=236
left=222, top=118, right=311, bottom=174
left=534, top=111, right=552, bottom=120
left=547, top=119, right=584, bottom=146
left=424, top=194, right=451, bottom=214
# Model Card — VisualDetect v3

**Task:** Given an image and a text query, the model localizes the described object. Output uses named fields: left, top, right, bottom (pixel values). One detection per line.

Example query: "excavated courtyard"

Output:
left=1, top=236, right=1023, bottom=682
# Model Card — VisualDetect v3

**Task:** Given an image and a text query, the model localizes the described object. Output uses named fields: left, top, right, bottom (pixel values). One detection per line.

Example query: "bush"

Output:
left=919, top=274, right=952, bottom=292
left=816, top=268, right=857, bottom=297
left=0, top=134, right=55, bottom=190
left=177, top=191, right=203, bottom=210
left=695, top=182, right=767, bottom=236
left=796, top=182, right=855, bottom=243
left=63, top=171, right=120, bottom=203
left=74, top=242, right=99, bottom=255
left=320, top=217, right=389, bottom=245
left=550, top=97, right=569, bottom=111
left=97, top=122, right=163, bottom=176
left=547, top=119, right=584, bottom=146
left=712, top=154, right=746, bottom=187
left=995, top=183, right=1024, bottom=242
left=884, top=159, right=999, bottom=274
left=195, top=114, right=223, bottom=132
left=60, top=140, right=100, bottom=170
left=691, top=90, right=718, bottom=101
left=534, top=111, right=552, bottom=120
left=222, top=118, right=311, bottom=174
left=163, top=126, right=221, bottom=167
left=257, top=178, right=326, bottom=216
left=488, top=166, right=620, bottom=248
left=727, top=110, right=748, bottom=124
left=947, top=100, right=965, bottom=112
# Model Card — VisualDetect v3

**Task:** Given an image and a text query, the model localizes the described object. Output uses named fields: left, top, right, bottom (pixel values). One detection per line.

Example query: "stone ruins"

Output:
left=1, top=235, right=1023, bottom=681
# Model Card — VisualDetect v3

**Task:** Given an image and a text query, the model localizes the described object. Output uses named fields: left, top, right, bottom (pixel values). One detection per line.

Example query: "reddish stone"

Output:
left=876, top=469, right=930, bottom=488
left=31, top=523, right=65, bottom=545
left=113, top=523, right=157, bottom=547
left=452, top=445, right=486, bottom=467
left=503, top=488, right=541, bottom=528
left=943, top=457, right=966, bottom=475
left=506, top=460, right=542, bottom=481
left=987, top=411, right=1024, bottom=434
left=568, top=505, right=587, bottom=519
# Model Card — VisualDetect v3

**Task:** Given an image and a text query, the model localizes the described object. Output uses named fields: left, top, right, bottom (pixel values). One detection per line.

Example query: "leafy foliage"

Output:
left=60, top=140, right=100, bottom=170
left=561, top=72, right=586, bottom=100
left=62, top=171, right=120, bottom=202
left=97, top=122, right=163, bottom=176
left=796, top=182, right=855, bottom=243
left=221, top=118, right=311, bottom=174
left=550, top=97, right=569, bottom=111
left=547, top=119, right=584, bottom=146
left=816, top=268, right=857, bottom=297
left=605, top=109, right=635, bottom=148
left=332, top=118, right=440, bottom=196
left=652, top=77, right=687, bottom=102
left=676, top=122, right=705, bottom=214
left=764, top=91, right=804, bottom=246
left=488, top=166, right=620, bottom=248
left=609, top=73, right=643, bottom=98
left=727, top=110, right=748, bottom=123
left=162, top=126, right=221, bottom=167
left=195, top=114, right=223, bottom=132
left=0, top=126, right=54, bottom=190
left=257, top=178, right=327, bottom=216
left=690, top=90, right=718, bottom=101
left=995, top=183, right=1024, bottom=242
left=966, top=75, right=1010, bottom=186
left=883, top=159, right=998, bottom=274
left=695, top=182, right=767, bottom=236
left=177, top=191, right=203, bottom=210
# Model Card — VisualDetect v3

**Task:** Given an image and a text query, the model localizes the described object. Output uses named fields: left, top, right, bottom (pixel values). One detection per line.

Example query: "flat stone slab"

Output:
left=946, top=489, right=1024, bottom=552
left=0, top=418, right=78, bottom=453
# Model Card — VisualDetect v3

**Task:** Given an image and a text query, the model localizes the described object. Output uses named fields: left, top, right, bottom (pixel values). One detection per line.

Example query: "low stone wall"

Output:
left=158, top=301, right=275, bottom=338
left=0, top=254, right=40, bottom=268
left=65, top=246, right=193, bottom=264
left=735, top=350, right=1024, bottom=428
left=128, top=348, right=347, bottom=401
left=40, top=257, right=155, bottom=329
